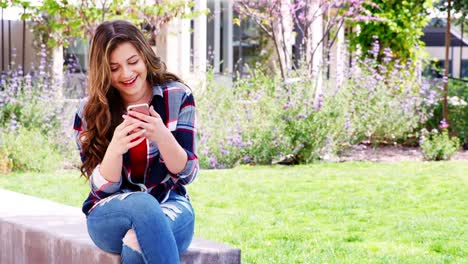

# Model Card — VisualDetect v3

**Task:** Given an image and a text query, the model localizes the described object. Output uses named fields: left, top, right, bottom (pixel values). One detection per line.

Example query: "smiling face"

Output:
left=109, top=42, right=151, bottom=105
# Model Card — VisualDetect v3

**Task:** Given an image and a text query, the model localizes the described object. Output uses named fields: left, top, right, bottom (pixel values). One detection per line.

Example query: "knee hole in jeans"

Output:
left=122, top=229, right=142, bottom=253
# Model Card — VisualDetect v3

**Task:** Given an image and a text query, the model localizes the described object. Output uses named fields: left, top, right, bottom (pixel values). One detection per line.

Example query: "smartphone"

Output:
left=127, top=104, right=149, bottom=135
left=127, top=103, right=150, bottom=116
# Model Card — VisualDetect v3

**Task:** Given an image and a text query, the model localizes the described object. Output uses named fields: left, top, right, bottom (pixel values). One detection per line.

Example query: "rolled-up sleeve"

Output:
left=174, top=92, right=199, bottom=185
left=90, top=165, right=123, bottom=195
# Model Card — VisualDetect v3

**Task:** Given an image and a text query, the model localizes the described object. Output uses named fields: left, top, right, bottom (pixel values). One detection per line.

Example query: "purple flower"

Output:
left=369, top=39, right=380, bottom=57
left=382, top=48, right=393, bottom=64
left=9, top=114, right=18, bottom=131
left=345, top=118, right=350, bottom=131
left=208, top=156, right=218, bottom=169
left=221, top=148, right=229, bottom=156
left=314, top=93, right=324, bottom=111
left=283, top=101, right=293, bottom=110
left=227, top=135, right=244, bottom=148
left=202, top=148, right=210, bottom=155
left=439, top=119, right=449, bottom=129
left=442, top=76, right=448, bottom=84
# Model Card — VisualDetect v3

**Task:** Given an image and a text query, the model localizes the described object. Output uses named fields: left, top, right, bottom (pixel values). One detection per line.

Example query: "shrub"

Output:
left=0, top=46, right=64, bottom=136
left=425, top=79, right=468, bottom=145
left=0, top=45, right=71, bottom=172
left=194, top=37, right=445, bottom=168
left=342, top=43, right=439, bottom=145
left=0, top=148, right=13, bottom=174
left=196, top=64, right=350, bottom=168
left=196, top=66, right=290, bottom=168
left=196, top=41, right=439, bottom=168
left=0, top=127, right=62, bottom=172
left=420, top=128, right=460, bottom=161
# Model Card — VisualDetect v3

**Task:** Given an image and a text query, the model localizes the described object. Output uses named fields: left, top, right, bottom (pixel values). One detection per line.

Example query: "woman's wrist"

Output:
left=150, top=123, right=170, bottom=143
left=100, top=145, right=123, bottom=182
left=107, top=140, right=125, bottom=156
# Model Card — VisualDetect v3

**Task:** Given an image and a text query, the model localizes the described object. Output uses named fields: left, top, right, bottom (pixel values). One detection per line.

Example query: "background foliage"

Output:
left=0, top=46, right=73, bottom=172
left=10, top=0, right=204, bottom=48
left=347, top=0, right=434, bottom=67
left=196, top=40, right=441, bottom=168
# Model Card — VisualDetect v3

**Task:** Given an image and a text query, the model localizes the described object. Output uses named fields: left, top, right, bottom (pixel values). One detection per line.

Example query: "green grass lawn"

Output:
left=1, top=161, right=467, bottom=263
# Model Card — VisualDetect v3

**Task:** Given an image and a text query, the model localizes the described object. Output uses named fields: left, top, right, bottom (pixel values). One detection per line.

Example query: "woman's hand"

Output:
left=107, top=117, right=147, bottom=155
left=126, top=105, right=189, bottom=174
left=125, top=105, right=166, bottom=143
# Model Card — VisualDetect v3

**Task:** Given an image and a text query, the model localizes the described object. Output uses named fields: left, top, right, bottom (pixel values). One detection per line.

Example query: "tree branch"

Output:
left=238, top=1, right=273, bottom=38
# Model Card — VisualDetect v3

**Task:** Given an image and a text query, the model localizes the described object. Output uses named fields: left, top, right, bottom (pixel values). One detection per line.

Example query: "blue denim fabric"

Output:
left=86, top=191, right=194, bottom=264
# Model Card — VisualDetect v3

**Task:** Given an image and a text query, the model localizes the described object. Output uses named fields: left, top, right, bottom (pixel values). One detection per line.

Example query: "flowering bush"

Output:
left=0, top=46, right=71, bottom=172
left=0, top=46, right=64, bottom=135
left=420, top=125, right=460, bottom=161
left=342, top=40, right=439, bottom=144
left=196, top=39, right=439, bottom=169
left=0, top=127, right=62, bottom=172
left=196, top=66, right=290, bottom=168
left=425, top=79, right=468, bottom=146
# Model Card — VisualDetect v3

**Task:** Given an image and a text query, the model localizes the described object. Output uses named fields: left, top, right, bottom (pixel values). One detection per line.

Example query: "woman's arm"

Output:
left=73, top=99, right=146, bottom=195
left=126, top=91, right=198, bottom=183
left=98, top=146, right=124, bottom=183
left=101, top=118, right=148, bottom=182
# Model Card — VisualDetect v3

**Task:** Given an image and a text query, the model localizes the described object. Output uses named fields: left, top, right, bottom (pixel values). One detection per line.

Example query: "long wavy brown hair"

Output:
left=80, top=20, right=181, bottom=179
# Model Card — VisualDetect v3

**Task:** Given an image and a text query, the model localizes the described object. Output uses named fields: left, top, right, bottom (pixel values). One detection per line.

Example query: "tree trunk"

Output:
left=272, top=0, right=293, bottom=82
left=460, top=19, right=464, bottom=79
left=443, top=0, right=451, bottom=124
left=305, top=0, right=323, bottom=106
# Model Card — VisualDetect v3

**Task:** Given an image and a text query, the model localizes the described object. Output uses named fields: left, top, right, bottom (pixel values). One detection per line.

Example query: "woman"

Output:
left=73, top=20, right=198, bottom=264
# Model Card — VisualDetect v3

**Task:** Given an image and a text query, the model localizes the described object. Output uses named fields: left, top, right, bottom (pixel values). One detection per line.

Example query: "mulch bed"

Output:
left=339, top=144, right=468, bottom=162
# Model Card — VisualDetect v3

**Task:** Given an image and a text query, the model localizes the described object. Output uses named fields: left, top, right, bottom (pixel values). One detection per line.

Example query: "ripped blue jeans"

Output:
left=86, top=191, right=194, bottom=264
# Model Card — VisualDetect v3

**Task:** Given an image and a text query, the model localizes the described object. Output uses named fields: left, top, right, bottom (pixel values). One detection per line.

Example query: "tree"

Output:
left=443, top=0, right=452, bottom=125
left=234, top=0, right=377, bottom=83
left=11, top=0, right=202, bottom=49
left=347, top=0, right=434, bottom=68
left=436, top=0, right=468, bottom=125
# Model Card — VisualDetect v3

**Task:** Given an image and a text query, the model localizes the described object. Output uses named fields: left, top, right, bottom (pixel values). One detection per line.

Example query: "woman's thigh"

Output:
left=161, top=192, right=195, bottom=253
left=86, top=192, right=160, bottom=254
left=86, top=191, right=195, bottom=254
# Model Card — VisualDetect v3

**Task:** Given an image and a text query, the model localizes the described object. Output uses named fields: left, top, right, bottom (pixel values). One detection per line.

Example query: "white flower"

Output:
left=420, top=128, right=429, bottom=135
left=448, top=96, right=467, bottom=106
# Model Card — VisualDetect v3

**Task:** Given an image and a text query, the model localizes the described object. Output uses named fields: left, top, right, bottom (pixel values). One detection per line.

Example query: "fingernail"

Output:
left=122, top=115, right=127, bottom=119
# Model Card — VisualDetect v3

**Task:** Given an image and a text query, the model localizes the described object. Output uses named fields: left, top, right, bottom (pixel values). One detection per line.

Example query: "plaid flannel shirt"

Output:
left=73, top=81, right=198, bottom=215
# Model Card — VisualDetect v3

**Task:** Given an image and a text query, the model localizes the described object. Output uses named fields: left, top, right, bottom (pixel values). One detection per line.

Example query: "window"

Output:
left=461, top=60, right=468, bottom=79
left=232, top=14, right=261, bottom=77
left=63, top=38, right=89, bottom=73
left=63, top=38, right=88, bottom=98
left=206, top=0, right=227, bottom=73
left=206, top=0, right=262, bottom=78
left=437, top=59, right=453, bottom=77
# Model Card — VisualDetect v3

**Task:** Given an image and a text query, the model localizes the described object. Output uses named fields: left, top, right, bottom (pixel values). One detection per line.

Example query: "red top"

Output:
left=129, top=137, right=147, bottom=182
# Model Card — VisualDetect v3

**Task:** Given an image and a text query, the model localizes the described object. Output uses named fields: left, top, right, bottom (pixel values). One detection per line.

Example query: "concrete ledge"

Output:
left=0, top=189, right=241, bottom=264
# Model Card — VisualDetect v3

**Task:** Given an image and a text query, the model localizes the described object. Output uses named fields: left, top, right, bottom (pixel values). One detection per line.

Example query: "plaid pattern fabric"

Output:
left=73, top=81, right=199, bottom=215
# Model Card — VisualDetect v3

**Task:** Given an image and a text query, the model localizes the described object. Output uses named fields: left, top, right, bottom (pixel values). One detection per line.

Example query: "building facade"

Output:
left=421, top=19, right=468, bottom=80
